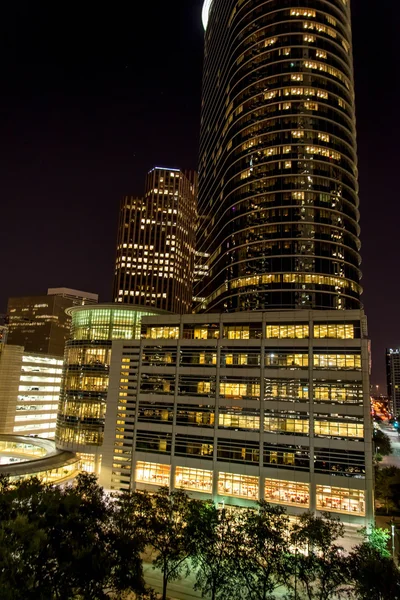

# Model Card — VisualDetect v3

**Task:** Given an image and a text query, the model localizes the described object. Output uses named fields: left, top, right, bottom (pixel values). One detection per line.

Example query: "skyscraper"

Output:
left=195, top=0, right=361, bottom=312
left=386, top=348, right=400, bottom=415
left=94, top=1, right=374, bottom=530
left=113, top=167, right=197, bottom=313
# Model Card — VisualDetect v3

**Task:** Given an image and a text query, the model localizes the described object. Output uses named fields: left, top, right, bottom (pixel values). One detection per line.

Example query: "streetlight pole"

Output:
left=391, top=520, right=395, bottom=559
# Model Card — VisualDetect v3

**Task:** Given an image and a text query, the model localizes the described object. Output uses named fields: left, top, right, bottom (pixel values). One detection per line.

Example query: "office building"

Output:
left=195, top=0, right=361, bottom=312
left=386, top=348, right=400, bottom=415
left=0, top=345, right=63, bottom=438
left=99, top=310, right=373, bottom=528
left=113, top=167, right=197, bottom=313
left=55, top=303, right=167, bottom=473
left=7, top=288, right=98, bottom=356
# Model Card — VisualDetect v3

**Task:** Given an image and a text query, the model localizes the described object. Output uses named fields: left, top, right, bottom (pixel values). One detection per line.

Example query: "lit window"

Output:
left=218, top=472, right=259, bottom=500
left=135, top=461, right=171, bottom=486
left=316, top=485, right=365, bottom=515
left=175, top=466, right=213, bottom=493
left=265, top=478, right=309, bottom=507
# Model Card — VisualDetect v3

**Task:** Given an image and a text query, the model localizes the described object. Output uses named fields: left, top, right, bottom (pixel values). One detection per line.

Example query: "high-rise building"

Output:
left=94, top=0, right=374, bottom=533
left=386, top=348, right=400, bottom=415
left=113, top=167, right=197, bottom=313
left=195, top=0, right=361, bottom=312
left=7, top=288, right=98, bottom=357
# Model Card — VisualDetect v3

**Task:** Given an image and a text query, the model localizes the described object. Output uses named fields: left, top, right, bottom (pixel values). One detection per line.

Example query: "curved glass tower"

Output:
left=195, top=0, right=361, bottom=312
left=56, top=304, right=166, bottom=472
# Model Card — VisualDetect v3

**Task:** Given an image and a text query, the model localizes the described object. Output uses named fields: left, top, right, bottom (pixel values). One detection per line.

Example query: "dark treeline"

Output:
left=0, top=474, right=398, bottom=600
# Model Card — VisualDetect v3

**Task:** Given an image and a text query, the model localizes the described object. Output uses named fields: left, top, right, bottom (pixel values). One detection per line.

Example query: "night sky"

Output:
left=0, top=1, right=398, bottom=388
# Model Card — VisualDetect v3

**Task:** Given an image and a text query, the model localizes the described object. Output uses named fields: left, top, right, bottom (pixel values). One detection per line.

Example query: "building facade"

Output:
left=55, top=304, right=168, bottom=473
left=113, top=167, right=197, bottom=313
left=7, top=288, right=98, bottom=356
left=0, top=346, right=63, bottom=438
left=100, top=311, right=373, bottom=528
left=195, top=0, right=361, bottom=312
left=386, top=348, right=400, bottom=416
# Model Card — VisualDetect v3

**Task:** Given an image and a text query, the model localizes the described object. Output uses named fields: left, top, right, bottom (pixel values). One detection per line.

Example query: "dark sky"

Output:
left=0, top=1, right=398, bottom=388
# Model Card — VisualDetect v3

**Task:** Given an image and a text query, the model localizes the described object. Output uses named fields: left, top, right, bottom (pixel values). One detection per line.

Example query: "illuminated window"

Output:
left=264, top=416, right=309, bottom=435
left=218, top=472, right=259, bottom=500
left=290, top=8, right=316, bottom=17
left=148, top=326, right=180, bottom=339
left=224, top=326, right=249, bottom=339
left=314, top=324, right=354, bottom=339
left=315, top=420, right=364, bottom=439
left=266, top=324, right=309, bottom=339
left=175, top=466, right=213, bottom=493
left=219, top=411, right=260, bottom=431
left=313, top=354, right=361, bottom=370
left=265, top=379, right=309, bottom=402
left=314, top=382, right=362, bottom=404
left=264, top=90, right=277, bottom=100
left=135, top=461, right=170, bottom=486
left=316, top=49, right=327, bottom=59
left=265, top=478, right=309, bottom=507
left=265, top=37, right=277, bottom=46
left=219, top=381, right=260, bottom=399
left=265, top=353, right=309, bottom=368
left=316, top=485, right=365, bottom=515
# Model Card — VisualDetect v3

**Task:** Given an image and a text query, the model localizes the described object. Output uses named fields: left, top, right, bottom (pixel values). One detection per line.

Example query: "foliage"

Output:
left=189, top=502, right=237, bottom=600
left=145, top=487, right=199, bottom=600
left=359, top=526, right=391, bottom=557
left=375, top=466, right=400, bottom=513
left=349, top=543, right=400, bottom=599
left=232, top=501, right=290, bottom=600
left=374, top=429, right=393, bottom=457
left=284, top=512, right=351, bottom=600
left=0, top=474, right=145, bottom=600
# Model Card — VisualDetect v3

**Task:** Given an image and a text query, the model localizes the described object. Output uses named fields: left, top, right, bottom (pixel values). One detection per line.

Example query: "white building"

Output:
left=99, top=309, right=374, bottom=530
left=0, top=346, right=63, bottom=439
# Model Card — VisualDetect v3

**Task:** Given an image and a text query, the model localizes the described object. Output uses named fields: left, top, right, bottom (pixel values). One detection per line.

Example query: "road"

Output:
left=378, top=423, right=400, bottom=468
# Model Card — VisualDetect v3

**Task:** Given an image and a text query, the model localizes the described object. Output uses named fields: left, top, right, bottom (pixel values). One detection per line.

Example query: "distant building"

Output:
left=0, top=346, right=62, bottom=438
left=47, top=288, right=98, bottom=305
left=7, top=288, right=98, bottom=357
left=386, top=348, right=400, bottom=415
left=113, top=167, right=197, bottom=313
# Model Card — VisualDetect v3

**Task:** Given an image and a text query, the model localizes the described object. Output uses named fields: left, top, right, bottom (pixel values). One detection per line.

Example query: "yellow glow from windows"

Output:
left=265, top=353, right=309, bottom=368
left=314, top=420, right=364, bottom=438
left=219, top=382, right=260, bottom=399
left=314, top=354, right=361, bottom=370
left=264, top=417, right=309, bottom=435
left=265, top=37, right=277, bottom=46
left=266, top=324, right=309, bottom=339
left=291, top=8, right=316, bottom=17
left=219, top=413, right=260, bottom=430
left=148, top=326, right=180, bottom=339
left=316, top=486, right=365, bottom=515
left=175, top=466, right=213, bottom=493
left=314, top=324, right=354, bottom=339
left=265, top=478, right=310, bottom=507
left=218, top=472, right=259, bottom=500
left=136, top=461, right=171, bottom=486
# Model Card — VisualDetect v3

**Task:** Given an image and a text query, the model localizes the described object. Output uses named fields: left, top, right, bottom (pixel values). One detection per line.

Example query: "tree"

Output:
left=147, top=488, right=198, bottom=600
left=349, top=543, right=400, bottom=599
left=0, top=474, right=146, bottom=599
left=375, top=466, right=400, bottom=513
left=359, top=526, right=391, bottom=558
left=190, top=502, right=239, bottom=600
left=374, top=429, right=392, bottom=457
left=284, top=512, right=351, bottom=600
left=232, top=501, right=289, bottom=600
